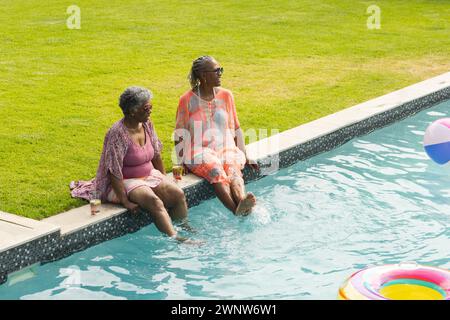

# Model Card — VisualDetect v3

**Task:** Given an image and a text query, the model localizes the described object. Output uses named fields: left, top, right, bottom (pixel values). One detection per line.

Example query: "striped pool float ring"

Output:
left=338, top=263, right=450, bottom=300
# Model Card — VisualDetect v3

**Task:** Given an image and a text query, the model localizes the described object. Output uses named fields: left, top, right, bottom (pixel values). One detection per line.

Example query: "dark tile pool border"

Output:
left=1, top=84, right=449, bottom=285
left=0, top=232, right=60, bottom=284
left=49, top=212, right=155, bottom=263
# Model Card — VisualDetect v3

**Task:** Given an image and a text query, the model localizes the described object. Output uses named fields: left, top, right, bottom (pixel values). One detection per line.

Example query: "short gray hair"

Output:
left=119, top=86, right=153, bottom=115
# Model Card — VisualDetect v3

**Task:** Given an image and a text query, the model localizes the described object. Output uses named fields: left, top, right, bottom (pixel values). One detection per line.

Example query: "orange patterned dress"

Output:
left=175, top=87, right=246, bottom=184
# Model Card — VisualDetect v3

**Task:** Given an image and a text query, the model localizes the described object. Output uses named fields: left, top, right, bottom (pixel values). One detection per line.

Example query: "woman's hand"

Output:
left=123, top=200, right=140, bottom=214
left=110, top=174, right=139, bottom=213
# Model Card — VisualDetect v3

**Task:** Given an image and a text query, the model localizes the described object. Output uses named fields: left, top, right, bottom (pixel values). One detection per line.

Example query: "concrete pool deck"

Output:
left=0, top=211, right=59, bottom=252
left=1, top=71, right=450, bottom=284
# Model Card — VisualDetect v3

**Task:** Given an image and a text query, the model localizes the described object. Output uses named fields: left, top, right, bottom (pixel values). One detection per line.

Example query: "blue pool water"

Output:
left=1, top=100, right=449, bottom=300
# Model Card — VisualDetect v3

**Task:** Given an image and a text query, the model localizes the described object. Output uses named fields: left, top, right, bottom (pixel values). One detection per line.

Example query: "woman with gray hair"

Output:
left=71, top=86, right=189, bottom=241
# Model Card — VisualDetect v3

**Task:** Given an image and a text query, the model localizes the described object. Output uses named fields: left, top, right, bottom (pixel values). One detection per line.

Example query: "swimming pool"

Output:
left=1, top=100, right=449, bottom=300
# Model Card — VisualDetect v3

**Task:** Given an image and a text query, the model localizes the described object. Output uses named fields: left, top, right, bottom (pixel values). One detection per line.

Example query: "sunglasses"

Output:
left=205, top=67, right=224, bottom=76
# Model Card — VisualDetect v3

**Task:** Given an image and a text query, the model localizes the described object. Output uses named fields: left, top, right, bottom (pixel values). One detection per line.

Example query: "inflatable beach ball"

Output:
left=423, top=118, right=450, bottom=165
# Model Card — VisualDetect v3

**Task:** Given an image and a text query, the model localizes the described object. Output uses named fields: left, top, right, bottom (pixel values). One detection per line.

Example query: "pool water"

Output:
left=1, top=101, right=449, bottom=300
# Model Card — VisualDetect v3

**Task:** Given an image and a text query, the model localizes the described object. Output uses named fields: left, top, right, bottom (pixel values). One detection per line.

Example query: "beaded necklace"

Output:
left=197, top=87, right=217, bottom=129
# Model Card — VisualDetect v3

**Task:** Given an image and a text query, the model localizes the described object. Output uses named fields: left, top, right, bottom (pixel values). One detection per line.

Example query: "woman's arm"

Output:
left=174, top=137, right=183, bottom=162
left=174, top=95, right=191, bottom=172
left=174, top=136, right=190, bottom=173
left=235, top=127, right=246, bottom=155
left=109, top=172, right=139, bottom=213
left=151, top=153, right=166, bottom=174
left=235, top=127, right=258, bottom=170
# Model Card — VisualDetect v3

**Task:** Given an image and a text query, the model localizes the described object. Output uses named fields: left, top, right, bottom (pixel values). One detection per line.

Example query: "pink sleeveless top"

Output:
left=122, top=127, right=155, bottom=179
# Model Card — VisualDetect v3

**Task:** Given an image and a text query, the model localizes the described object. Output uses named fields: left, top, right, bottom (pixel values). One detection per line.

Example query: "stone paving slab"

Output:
left=0, top=211, right=60, bottom=253
left=42, top=203, right=125, bottom=236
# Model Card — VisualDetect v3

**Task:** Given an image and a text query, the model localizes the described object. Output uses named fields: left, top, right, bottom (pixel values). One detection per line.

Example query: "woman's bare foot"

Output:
left=235, top=192, right=256, bottom=216
left=174, top=235, right=204, bottom=245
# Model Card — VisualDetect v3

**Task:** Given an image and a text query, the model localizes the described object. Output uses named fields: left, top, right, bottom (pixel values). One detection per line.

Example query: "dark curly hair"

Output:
left=188, top=55, right=215, bottom=89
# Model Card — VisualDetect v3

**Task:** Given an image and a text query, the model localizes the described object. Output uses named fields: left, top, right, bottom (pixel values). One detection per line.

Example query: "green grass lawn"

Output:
left=1, top=0, right=449, bottom=219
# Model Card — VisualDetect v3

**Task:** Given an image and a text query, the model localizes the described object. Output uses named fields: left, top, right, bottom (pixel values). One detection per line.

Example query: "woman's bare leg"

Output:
left=128, top=187, right=177, bottom=237
left=230, top=175, right=256, bottom=215
left=230, top=175, right=245, bottom=205
left=152, top=175, right=188, bottom=221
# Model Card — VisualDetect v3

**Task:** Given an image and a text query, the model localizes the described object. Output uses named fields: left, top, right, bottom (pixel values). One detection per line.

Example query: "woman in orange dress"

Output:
left=174, top=56, right=257, bottom=215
